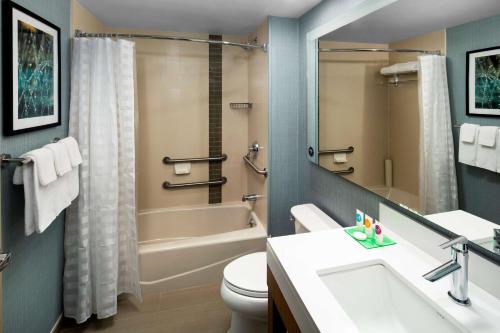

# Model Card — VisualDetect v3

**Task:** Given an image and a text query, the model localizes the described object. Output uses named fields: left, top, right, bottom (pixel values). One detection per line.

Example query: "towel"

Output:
left=460, top=123, right=479, bottom=143
left=380, top=61, right=418, bottom=75
left=497, top=129, right=500, bottom=173
left=458, top=124, right=479, bottom=166
left=23, top=148, right=58, bottom=186
left=476, top=127, right=498, bottom=172
left=14, top=161, right=72, bottom=235
left=60, top=137, right=83, bottom=167
left=45, top=142, right=72, bottom=176
left=478, top=126, right=498, bottom=147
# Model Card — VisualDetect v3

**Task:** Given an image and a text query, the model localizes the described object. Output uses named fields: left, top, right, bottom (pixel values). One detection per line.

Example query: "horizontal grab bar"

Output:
left=163, top=177, right=227, bottom=189
left=163, top=154, right=227, bottom=164
left=333, top=167, right=354, bottom=175
left=243, top=154, right=268, bottom=177
left=318, top=146, right=354, bottom=155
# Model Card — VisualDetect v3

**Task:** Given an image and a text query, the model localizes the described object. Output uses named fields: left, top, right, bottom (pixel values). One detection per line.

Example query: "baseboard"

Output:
left=50, top=314, right=63, bottom=333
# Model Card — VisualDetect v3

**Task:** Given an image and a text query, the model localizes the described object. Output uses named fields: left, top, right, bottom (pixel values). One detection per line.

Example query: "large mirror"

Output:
left=308, top=0, right=500, bottom=260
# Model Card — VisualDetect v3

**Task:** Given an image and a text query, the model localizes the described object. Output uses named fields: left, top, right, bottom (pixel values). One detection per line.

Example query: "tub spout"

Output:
left=242, top=194, right=259, bottom=202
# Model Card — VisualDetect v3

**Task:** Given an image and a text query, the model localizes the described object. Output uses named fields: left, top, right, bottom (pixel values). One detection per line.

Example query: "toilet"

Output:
left=221, top=204, right=341, bottom=333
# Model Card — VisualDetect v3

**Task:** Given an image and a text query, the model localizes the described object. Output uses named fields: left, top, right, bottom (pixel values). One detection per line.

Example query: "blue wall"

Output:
left=447, top=14, right=500, bottom=225
left=267, top=17, right=301, bottom=236
left=0, top=0, right=71, bottom=332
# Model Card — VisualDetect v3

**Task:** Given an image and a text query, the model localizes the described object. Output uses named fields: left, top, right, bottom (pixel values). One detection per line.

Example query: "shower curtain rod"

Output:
left=74, top=30, right=267, bottom=52
left=319, top=47, right=440, bottom=55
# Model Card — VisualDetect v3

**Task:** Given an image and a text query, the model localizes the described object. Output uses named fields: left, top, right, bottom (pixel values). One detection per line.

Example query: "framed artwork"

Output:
left=467, top=46, right=500, bottom=117
left=3, top=1, right=61, bottom=135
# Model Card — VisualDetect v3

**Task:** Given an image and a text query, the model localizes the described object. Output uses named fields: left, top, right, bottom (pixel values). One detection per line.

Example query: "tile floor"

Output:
left=59, top=284, right=231, bottom=333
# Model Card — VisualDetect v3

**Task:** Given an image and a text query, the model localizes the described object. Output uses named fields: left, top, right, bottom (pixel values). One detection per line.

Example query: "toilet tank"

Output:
left=291, top=204, right=342, bottom=233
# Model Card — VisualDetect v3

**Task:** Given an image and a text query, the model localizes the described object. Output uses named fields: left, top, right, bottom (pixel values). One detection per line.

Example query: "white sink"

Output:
left=319, top=262, right=466, bottom=333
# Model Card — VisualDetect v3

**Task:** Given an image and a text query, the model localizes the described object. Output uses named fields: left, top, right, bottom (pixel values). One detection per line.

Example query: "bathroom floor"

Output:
left=59, top=284, right=231, bottom=333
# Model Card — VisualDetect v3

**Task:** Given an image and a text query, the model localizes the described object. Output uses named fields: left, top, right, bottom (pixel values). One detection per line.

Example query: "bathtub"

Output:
left=137, top=202, right=267, bottom=294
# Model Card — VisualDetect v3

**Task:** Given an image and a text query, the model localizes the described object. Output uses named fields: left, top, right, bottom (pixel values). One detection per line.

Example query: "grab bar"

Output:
left=318, top=146, right=354, bottom=155
left=243, top=154, right=268, bottom=177
left=163, top=154, right=227, bottom=164
left=163, top=177, right=227, bottom=189
left=333, top=167, right=354, bottom=175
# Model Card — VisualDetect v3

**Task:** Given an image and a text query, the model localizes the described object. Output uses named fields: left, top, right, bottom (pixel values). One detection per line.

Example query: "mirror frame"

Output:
left=305, top=0, right=500, bottom=266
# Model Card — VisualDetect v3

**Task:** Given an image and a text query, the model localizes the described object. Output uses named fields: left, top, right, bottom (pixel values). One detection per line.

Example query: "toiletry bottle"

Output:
left=375, top=224, right=384, bottom=245
left=355, top=209, right=364, bottom=231
left=364, top=215, right=373, bottom=238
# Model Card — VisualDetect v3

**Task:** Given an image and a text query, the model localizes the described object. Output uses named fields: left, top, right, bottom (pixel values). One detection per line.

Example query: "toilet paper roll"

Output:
left=333, top=153, right=347, bottom=164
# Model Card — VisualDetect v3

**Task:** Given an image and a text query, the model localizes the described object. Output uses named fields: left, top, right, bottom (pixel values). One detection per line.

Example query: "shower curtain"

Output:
left=418, top=55, right=458, bottom=214
left=64, top=38, right=141, bottom=323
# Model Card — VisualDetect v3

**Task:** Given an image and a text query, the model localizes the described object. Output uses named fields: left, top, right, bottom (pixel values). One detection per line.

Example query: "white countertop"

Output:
left=425, top=210, right=498, bottom=243
left=267, top=227, right=500, bottom=333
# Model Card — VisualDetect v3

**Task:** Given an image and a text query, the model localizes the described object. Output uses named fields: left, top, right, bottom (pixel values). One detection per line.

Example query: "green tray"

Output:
left=344, top=226, right=396, bottom=249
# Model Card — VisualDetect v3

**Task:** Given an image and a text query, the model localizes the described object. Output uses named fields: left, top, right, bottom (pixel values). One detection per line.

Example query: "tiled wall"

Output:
left=208, top=35, right=223, bottom=204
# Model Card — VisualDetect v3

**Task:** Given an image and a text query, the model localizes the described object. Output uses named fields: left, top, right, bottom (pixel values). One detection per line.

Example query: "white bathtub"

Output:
left=137, top=202, right=267, bottom=294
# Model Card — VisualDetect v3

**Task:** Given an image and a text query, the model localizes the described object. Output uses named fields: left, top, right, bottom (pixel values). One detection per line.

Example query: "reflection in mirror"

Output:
left=318, top=31, right=445, bottom=214
left=310, top=1, right=500, bottom=259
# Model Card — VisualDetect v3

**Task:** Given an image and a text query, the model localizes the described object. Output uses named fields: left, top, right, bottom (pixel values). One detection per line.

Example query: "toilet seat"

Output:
left=223, top=252, right=268, bottom=299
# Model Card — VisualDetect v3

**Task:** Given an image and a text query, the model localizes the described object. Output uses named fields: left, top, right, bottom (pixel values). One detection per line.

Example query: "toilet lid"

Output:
left=223, top=252, right=268, bottom=298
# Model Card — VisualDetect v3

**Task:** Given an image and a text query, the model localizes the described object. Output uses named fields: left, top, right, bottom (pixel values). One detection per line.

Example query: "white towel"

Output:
left=478, top=126, right=498, bottom=147
left=45, top=142, right=72, bottom=176
left=380, top=61, right=418, bottom=75
left=15, top=161, right=72, bottom=235
left=476, top=127, right=498, bottom=172
left=60, top=137, right=83, bottom=167
left=460, top=123, right=479, bottom=143
left=458, top=124, right=479, bottom=166
left=24, top=148, right=58, bottom=186
left=497, top=129, right=500, bottom=173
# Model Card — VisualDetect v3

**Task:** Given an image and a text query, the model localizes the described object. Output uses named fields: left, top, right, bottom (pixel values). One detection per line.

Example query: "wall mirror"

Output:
left=307, top=0, right=500, bottom=263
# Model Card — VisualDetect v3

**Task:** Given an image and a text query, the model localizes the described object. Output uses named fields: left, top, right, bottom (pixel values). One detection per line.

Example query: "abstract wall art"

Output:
left=3, top=1, right=61, bottom=135
left=467, top=46, right=500, bottom=117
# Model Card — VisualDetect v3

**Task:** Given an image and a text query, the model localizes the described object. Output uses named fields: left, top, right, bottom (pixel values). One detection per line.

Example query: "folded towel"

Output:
left=458, top=125, right=479, bottom=166
left=478, top=126, right=498, bottom=147
left=380, top=61, right=418, bottom=75
left=60, top=137, right=83, bottom=167
left=45, top=142, right=72, bottom=176
left=24, top=148, right=57, bottom=186
left=460, top=123, right=479, bottom=143
left=476, top=143, right=497, bottom=172
left=15, top=161, right=73, bottom=235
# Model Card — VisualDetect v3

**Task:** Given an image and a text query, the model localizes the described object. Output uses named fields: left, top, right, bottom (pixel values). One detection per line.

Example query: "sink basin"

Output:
left=318, top=262, right=466, bottom=333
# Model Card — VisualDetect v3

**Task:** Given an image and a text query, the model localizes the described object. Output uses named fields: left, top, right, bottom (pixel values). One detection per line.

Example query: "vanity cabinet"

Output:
left=267, top=267, right=301, bottom=333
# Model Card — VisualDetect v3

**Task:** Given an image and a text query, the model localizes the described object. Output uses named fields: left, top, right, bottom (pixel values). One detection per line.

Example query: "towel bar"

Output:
left=1, top=138, right=61, bottom=168
left=163, top=177, right=227, bottom=189
left=163, top=154, right=227, bottom=164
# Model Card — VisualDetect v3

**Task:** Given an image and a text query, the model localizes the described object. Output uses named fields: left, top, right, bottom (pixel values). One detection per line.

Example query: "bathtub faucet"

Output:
left=242, top=194, right=259, bottom=202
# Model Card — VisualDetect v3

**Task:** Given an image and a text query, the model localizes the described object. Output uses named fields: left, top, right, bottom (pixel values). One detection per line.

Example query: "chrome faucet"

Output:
left=242, top=194, right=259, bottom=202
left=423, top=236, right=470, bottom=306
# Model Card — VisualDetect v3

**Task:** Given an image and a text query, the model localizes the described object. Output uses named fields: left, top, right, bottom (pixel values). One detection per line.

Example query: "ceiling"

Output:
left=322, top=0, right=500, bottom=43
left=77, top=0, right=321, bottom=35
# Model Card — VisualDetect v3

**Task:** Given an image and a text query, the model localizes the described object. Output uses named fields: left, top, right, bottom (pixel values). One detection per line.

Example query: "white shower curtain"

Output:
left=418, top=55, right=459, bottom=214
left=64, top=38, right=141, bottom=323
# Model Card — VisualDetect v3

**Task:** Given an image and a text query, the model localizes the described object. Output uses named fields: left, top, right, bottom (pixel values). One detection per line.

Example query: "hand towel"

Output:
left=478, top=126, right=498, bottom=147
left=174, top=162, right=191, bottom=175
left=476, top=127, right=498, bottom=172
left=60, top=136, right=83, bottom=167
left=13, top=155, right=77, bottom=235
left=45, top=142, right=72, bottom=176
left=458, top=124, right=479, bottom=166
left=460, top=123, right=479, bottom=143
left=25, top=148, right=58, bottom=186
